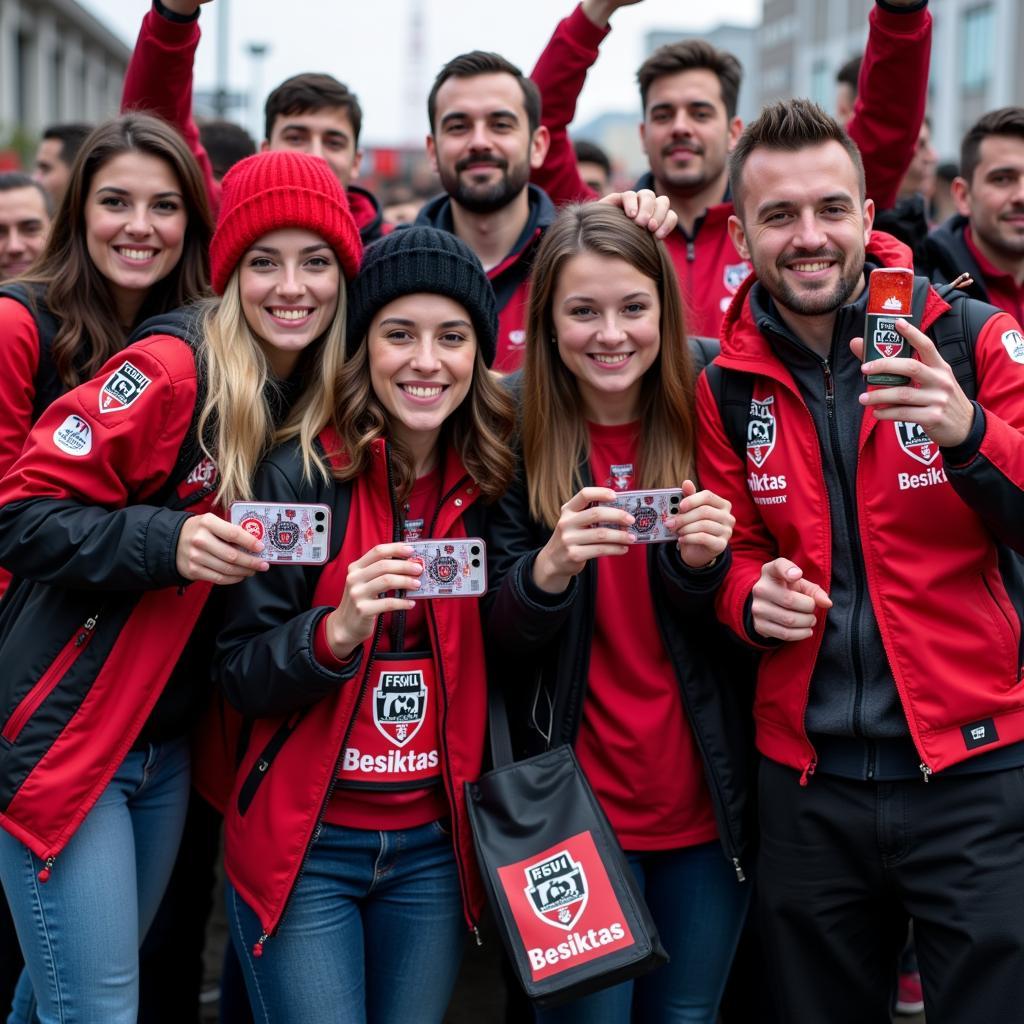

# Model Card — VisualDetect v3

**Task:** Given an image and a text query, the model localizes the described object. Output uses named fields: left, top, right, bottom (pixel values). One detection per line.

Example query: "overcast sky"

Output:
left=78, top=0, right=761, bottom=146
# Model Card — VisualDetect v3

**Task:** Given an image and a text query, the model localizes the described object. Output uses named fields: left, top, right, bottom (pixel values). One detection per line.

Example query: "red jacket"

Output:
left=0, top=334, right=217, bottom=865
left=530, top=2, right=931, bottom=339
left=122, top=3, right=390, bottom=243
left=695, top=232, right=1024, bottom=779
left=216, top=435, right=487, bottom=946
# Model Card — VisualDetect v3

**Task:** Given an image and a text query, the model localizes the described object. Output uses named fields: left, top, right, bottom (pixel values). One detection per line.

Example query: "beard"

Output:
left=754, top=246, right=865, bottom=317
left=440, top=154, right=530, bottom=215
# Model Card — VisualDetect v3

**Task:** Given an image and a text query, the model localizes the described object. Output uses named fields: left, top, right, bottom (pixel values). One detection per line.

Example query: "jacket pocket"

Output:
left=1, top=614, right=99, bottom=744
left=980, top=574, right=1021, bottom=685
left=236, top=711, right=304, bottom=816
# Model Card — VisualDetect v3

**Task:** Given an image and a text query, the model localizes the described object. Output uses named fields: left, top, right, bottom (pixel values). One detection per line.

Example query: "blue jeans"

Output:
left=535, top=841, right=750, bottom=1024
left=0, top=739, right=191, bottom=1024
left=228, top=818, right=466, bottom=1024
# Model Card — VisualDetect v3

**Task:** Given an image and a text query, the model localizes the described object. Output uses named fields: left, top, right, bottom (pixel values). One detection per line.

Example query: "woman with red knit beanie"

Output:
left=0, top=149, right=362, bottom=1024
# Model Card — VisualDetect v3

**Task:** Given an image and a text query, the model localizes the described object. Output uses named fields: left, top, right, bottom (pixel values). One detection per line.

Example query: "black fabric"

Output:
left=757, top=757, right=1024, bottom=1024
left=924, top=215, right=992, bottom=303
left=345, top=225, right=499, bottom=366
left=466, top=687, right=667, bottom=1007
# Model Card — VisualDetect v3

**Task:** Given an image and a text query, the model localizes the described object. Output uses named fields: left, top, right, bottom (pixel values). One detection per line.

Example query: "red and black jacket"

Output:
left=696, top=232, right=1024, bottom=779
left=0, top=328, right=219, bottom=868
left=216, top=434, right=488, bottom=950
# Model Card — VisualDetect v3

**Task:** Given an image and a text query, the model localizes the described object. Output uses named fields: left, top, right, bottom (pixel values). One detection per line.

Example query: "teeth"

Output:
left=790, top=261, right=831, bottom=272
left=116, top=247, right=155, bottom=261
left=402, top=385, right=444, bottom=398
left=592, top=353, right=630, bottom=364
left=269, top=308, right=311, bottom=320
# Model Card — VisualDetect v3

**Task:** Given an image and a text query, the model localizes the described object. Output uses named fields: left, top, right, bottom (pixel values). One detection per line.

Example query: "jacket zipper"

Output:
left=2, top=613, right=100, bottom=744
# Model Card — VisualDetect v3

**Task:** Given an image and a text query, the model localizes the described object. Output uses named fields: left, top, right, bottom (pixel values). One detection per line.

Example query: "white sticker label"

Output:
left=1001, top=330, right=1024, bottom=364
left=52, top=415, right=92, bottom=456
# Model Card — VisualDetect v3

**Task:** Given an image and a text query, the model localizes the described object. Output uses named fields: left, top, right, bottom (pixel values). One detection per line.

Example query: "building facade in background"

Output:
left=0, top=0, right=129, bottom=142
left=758, top=0, right=1022, bottom=163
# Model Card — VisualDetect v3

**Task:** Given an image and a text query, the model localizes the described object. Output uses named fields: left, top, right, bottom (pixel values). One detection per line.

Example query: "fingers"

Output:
left=563, top=487, right=620, bottom=513
left=349, top=542, right=415, bottom=569
left=177, top=513, right=269, bottom=583
left=894, top=317, right=943, bottom=365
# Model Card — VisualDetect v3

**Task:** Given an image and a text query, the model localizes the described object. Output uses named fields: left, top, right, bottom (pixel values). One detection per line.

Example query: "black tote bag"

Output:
left=465, top=685, right=668, bottom=1008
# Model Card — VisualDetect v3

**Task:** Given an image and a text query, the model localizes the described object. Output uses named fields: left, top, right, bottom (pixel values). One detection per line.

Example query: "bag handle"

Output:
left=487, top=680, right=515, bottom=768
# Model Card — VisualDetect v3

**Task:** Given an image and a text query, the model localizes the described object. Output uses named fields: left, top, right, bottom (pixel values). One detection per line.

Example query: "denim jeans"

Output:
left=535, top=841, right=750, bottom=1024
left=0, top=739, right=191, bottom=1024
left=228, top=818, right=466, bottom=1024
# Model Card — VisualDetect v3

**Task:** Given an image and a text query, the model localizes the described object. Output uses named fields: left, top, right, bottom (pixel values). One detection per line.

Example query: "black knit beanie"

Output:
left=346, top=226, right=499, bottom=367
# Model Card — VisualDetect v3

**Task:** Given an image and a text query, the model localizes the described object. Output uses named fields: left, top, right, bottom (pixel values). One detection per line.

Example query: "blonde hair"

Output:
left=197, top=268, right=348, bottom=505
left=332, top=332, right=515, bottom=504
left=522, top=204, right=696, bottom=528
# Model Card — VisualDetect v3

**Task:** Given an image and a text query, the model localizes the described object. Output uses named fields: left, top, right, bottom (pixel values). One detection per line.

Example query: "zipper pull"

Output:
left=823, top=360, right=835, bottom=420
left=799, top=758, right=817, bottom=786
left=732, top=858, right=746, bottom=883
left=919, top=762, right=933, bottom=783
left=253, top=933, right=268, bottom=958
left=473, top=925, right=482, bottom=948
left=38, top=856, right=55, bottom=883
left=686, top=240, right=695, bottom=262
left=75, top=617, right=98, bottom=647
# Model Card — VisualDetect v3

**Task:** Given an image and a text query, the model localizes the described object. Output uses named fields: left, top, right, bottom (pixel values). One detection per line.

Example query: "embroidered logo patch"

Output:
left=1001, top=330, right=1024, bottom=364
left=52, top=415, right=92, bottom=456
left=961, top=717, right=998, bottom=750
left=747, top=396, right=777, bottom=468
left=608, top=463, right=634, bottom=491
left=723, top=261, right=751, bottom=294
left=99, top=361, right=151, bottom=414
left=374, top=669, right=427, bottom=747
left=895, top=421, right=939, bottom=465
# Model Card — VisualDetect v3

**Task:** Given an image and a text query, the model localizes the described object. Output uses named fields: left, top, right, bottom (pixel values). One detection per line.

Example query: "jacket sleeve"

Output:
left=846, top=1, right=932, bottom=212
left=215, top=460, right=362, bottom=718
left=941, top=311, right=1024, bottom=552
left=653, top=537, right=732, bottom=614
left=529, top=3, right=602, bottom=205
left=0, top=338, right=197, bottom=590
left=121, top=1, right=221, bottom=215
left=484, top=463, right=581, bottom=656
left=695, top=370, right=780, bottom=646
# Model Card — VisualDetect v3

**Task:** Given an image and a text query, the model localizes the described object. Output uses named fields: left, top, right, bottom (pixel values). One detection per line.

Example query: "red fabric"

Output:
left=224, top=440, right=488, bottom=938
left=493, top=266, right=531, bottom=373
left=579, top=422, right=718, bottom=850
left=696, top=231, right=1024, bottom=777
left=964, top=226, right=1024, bottom=325
left=529, top=2, right=931, bottom=338
left=0, top=335, right=218, bottom=862
left=210, top=151, right=361, bottom=293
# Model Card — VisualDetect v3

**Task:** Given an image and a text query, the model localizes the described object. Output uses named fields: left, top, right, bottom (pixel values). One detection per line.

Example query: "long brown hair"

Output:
left=331, top=335, right=516, bottom=504
left=20, top=112, right=212, bottom=388
left=522, top=203, right=695, bottom=528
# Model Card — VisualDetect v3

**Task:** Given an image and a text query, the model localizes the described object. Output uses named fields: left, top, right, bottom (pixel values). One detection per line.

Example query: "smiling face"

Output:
left=0, top=186, right=50, bottom=281
left=640, top=69, right=742, bottom=200
left=552, top=251, right=661, bottom=424
left=954, top=134, right=1024, bottom=266
left=238, top=228, right=340, bottom=378
left=427, top=72, right=548, bottom=215
left=368, top=293, right=477, bottom=452
left=729, top=140, right=873, bottom=320
left=84, top=150, right=188, bottom=324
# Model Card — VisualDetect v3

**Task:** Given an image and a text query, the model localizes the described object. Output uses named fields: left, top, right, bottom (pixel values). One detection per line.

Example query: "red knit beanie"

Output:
left=209, top=151, right=362, bottom=294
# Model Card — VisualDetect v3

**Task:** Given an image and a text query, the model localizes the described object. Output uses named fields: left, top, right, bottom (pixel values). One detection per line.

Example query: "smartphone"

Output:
left=595, top=488, right=683, bottom=544
left=864, top=266, right=915, bottom=387
left=405, top=538, right=487, bottom=598
left=229, top=501, right=331, bottom=565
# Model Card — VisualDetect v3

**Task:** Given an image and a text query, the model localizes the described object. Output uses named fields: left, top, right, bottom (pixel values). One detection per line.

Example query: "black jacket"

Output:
left=484, top=452, right=754, bottom=874
left=924, top=214, right=992, bottom=303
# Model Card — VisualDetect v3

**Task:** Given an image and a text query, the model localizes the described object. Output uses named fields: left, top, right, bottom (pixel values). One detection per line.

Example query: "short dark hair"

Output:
left=0, top=171, right=53, bottom=216
left=636, top=40, right=742, bottom=120
left=41, top=123, right=93, bottom=166
left=263, top=73, right=363, bottom=146
left=936, top=161, right=959, bottom=185
left=960, top=107, right=1024, bottom=183
left=427, top=51, right=542, bottom=135
left=729, top=98, right=865, bottom=213
left=835, top=56, right=861, bottom=94
left=573, top=139, right=611, bottom=176
left=198, top=119, right=256, bottom=180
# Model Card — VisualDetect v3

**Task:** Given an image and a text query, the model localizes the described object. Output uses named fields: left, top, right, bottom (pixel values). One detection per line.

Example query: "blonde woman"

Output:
left=0, top=150, right=361, bottom=1024
left=486, top=203, right=751, bottom=1023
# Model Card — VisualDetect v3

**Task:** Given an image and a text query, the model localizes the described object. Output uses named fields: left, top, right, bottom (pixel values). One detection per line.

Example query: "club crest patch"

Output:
left=608, top=463, right=634, bottom=491
left=747, top=395, right=777, bottom=468
left=524, top=850, right=588, bottom=931
left=872, top=318, right=905, bottom=358
left=52, top=415, right=92, bottom=456
left=99, top=361, right=151, bottom=414
left=374, top=669, right=427, bottom=747
left=723, top=261, right=751, bottom=294
left=895, top=421, right=939, bottom=465
left=1001, top=329, right=1024, bottom=364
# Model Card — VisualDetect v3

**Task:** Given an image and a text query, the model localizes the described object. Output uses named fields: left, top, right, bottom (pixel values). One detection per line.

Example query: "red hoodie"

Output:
left=530, top=2, right=931, bottom=340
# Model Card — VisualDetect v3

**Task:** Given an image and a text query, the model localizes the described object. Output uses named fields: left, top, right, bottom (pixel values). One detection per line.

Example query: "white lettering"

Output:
left=527, top=922, right=629, bottom=972
left=341, top=746, right=440, bottom=774
left=897, top=466, right=948, bottom=491
left=747, top=472, right=788, bottom=492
